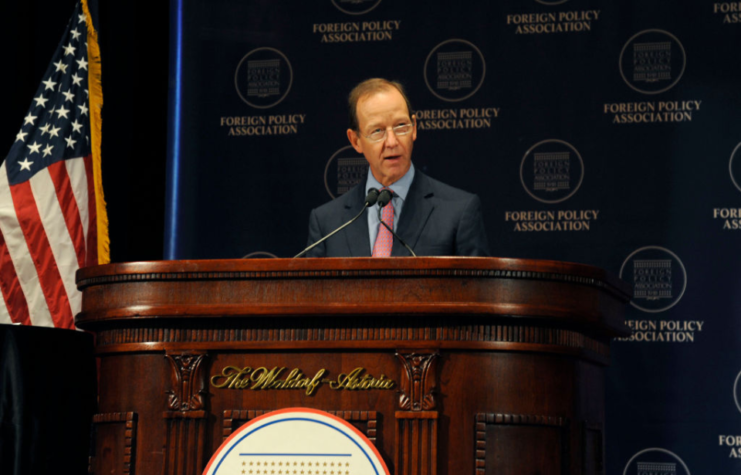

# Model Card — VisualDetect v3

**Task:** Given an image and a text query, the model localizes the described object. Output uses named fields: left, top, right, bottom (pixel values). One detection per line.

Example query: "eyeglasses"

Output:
left=363, top=123, right=414, bottom=143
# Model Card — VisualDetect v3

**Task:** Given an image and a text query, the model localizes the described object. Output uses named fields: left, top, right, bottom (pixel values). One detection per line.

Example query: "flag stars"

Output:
left=27, top=141, right=42, bottom=154
left=18, top=158, right=34, bottom=171
left=42, top=77, right=57, bottom=91
left=54, top=60, right=68, bottom=74
left=65, top=136, right=77, bottom=149
left=63, top=43, right=76, bottom=56
left=72, top=73, right=83, bottom=86
left=63, top=90, right=75, bottom=102
left=71, top=28, right=81, bottom=40
left=33, top=94, right=49, bottom=108
left=24, top=113, right=37, bottom=125
left=49, top=126, right=61, bottom=138
left=78, top=103, right=89, bottom=116
left=78, top=13, right=86, bottom=23
left=56, top=106, right=70, bottom=119
left=37, top=123, right=50, bottom=136
left=15, top=130, right=27, bottom=142
left=42, top=144, right=54, bottom=157
left=76, top=57, right=88, bottom=70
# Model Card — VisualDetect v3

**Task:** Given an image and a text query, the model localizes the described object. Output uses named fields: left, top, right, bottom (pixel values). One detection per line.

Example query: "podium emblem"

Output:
left=203, top=408, right=389, bottom=475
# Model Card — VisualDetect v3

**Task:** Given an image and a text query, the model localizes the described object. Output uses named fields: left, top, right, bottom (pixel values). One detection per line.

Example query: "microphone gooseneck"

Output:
left=376, top=192, right=417, bottom=257
left=293, top=188, right=380, bottom=258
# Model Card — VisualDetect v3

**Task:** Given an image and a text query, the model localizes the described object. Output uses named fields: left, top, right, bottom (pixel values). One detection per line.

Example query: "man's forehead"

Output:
left=357, top=89, right=411, bottom=121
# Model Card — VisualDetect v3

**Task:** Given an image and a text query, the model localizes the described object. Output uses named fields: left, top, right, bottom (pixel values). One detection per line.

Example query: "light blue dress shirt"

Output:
left=364, top=163, right=415, bottom=254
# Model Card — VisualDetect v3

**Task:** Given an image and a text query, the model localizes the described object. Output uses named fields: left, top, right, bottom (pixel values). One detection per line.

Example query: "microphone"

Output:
left=293, top=188, right=380, bottom=258
left=377, top=190, right=417, bottom=257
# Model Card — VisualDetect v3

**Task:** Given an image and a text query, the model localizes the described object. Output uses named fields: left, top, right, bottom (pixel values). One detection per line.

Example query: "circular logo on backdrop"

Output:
left=734, top=370, right=741, bottom=415
left=424, top=39, right=486, bottom=102
left=234, top=48, right=293, bottom=109
left=203, top=408, right=390, bottom=475
left=331, top=0, right=382, bottom=15
left=619, top=29, right=686, bottom=95
left=536, top=0, right=570, bottom=5
left=325, top=145, right=368, bottom=199
left=730, top=142, right=741, bottom=193
left=623, top=448, right=691, bottom=475
left=520, top=139, right=584, bottom=204
left=243, top=251, right=278, bottom=258
left=619, top=246, right=687, bottom=313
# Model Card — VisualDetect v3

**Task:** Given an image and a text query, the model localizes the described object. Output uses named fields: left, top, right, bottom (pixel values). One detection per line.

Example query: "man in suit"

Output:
left=305, top=78, right=490, bottom=257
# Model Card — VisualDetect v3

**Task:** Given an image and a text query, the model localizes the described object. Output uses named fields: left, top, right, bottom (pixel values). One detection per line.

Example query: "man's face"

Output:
left=347, top=88, right=417, bottom=187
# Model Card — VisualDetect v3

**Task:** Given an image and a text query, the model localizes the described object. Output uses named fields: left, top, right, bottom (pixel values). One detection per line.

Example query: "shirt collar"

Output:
left=365, top=163, right=415, bottom=201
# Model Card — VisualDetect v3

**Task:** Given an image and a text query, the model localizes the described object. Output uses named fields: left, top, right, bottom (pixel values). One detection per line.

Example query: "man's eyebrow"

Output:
left=364, top=121, right=383, bottom=131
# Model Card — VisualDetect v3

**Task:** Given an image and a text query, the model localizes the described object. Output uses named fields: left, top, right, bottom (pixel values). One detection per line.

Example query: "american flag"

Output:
left=0, top=0, right=108, bottom=329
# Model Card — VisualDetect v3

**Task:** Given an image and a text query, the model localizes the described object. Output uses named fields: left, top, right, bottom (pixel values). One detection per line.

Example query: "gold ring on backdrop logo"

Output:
left=535, top=0, right=570, bottom=5
left=234, top=47, right=293, bottom=109
left=331, top=0, right=383, bottom=16
left=424, top=39, right=486, bottom=103
left=519, top=139, right=584, bottom=204
left=324, top=145, right=368, bottom=199
left=729, top=142, right=741, bottom=193
left=242, top=251, right=278, bottom=259
left=619, top=29, right=686, bottom=95
left=619, top=246, right=688, bottom=314
left=623, top=448, right=691, bottom=475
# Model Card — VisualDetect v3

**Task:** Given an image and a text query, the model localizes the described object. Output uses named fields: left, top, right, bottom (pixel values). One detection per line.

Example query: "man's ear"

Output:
left=411, top=115, right=417, bottom=142
left=347, top=128, right=363, bottom=154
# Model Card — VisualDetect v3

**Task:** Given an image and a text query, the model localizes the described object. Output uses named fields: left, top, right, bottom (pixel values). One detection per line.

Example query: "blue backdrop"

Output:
left=165, top=1, right=741, bottom=473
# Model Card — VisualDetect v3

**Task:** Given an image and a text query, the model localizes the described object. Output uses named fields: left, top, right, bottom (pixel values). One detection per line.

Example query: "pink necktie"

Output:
left=372, top=188, right=394, bottom=257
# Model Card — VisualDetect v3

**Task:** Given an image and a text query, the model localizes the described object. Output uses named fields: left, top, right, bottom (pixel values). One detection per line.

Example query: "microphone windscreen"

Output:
left=365, top=188, right=380, bottom=206
left=377, top=189, right=393, bottom=208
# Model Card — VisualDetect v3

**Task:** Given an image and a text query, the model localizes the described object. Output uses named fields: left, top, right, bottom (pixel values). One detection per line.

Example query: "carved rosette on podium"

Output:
left=77, top=257, right=630, bottom=475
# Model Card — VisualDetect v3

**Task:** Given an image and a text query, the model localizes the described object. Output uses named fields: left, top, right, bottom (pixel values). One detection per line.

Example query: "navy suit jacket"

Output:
left=305, top=170, right=490, bottom=257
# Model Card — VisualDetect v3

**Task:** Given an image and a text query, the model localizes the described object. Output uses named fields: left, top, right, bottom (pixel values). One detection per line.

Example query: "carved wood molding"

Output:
left=395, top=411, right=438, bottom=475
left=222, top=409, right=379, bottom=444
left=77, top=268, right=619, bottom=296
left=396, top=352, right=439, bottom=411
left=165, top=351, right=208, bottom=412
left=475, top=413, right=571, bottom=475
left=89, top=412, right=137, bottom=475
left=95, top=324, right=609, bottom=358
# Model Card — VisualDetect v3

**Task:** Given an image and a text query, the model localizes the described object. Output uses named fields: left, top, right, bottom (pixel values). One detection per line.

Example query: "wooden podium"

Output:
left=76, top=257, right=631, bottom=475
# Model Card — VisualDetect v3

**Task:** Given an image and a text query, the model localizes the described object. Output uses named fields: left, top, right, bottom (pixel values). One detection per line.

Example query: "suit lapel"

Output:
left=393, top=171, right=434, bottom=256
left=343, top=185, right=372, bottom=257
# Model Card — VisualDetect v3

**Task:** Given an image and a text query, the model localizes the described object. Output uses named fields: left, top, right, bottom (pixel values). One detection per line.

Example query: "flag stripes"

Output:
left=0, top=156, right=93, bottom=327
left=49, top=160, right=87, bottom=269
left=0, top=162, right=54, bottom=327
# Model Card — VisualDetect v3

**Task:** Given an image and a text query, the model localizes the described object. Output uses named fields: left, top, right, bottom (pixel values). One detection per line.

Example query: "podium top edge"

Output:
left=76, top=257, right=631, bottom=298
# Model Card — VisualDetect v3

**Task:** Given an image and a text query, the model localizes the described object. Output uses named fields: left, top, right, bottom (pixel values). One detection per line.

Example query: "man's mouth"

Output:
left=384, top=155, right=401, bottom=161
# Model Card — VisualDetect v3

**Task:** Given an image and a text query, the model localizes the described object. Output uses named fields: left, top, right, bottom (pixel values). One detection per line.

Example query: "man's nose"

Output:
left=384, top=127, right=399, bottom=146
